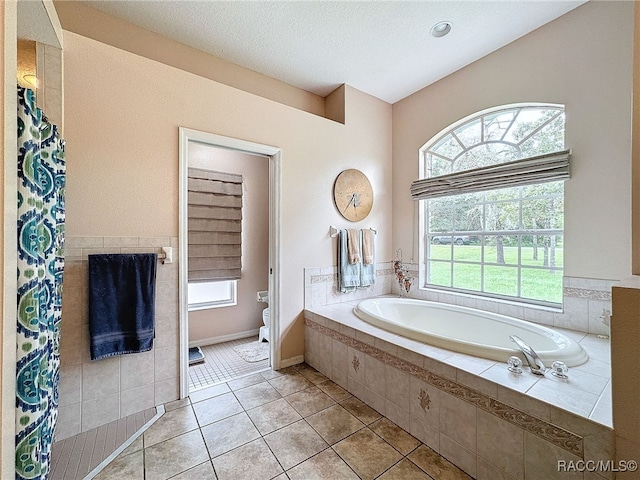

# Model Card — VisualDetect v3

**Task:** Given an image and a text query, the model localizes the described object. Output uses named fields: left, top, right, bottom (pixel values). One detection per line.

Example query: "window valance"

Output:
left=410, top=150, right=571, bottom=201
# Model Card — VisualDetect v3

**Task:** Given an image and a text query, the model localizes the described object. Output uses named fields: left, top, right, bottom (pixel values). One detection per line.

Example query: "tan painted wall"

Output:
left=392, top=1, right=634, bottom=281
left=54, top=1, right=326, bottom=119
left=188, top=146, right=270, bottom=342
left=63, top=31, right=392, bottom=362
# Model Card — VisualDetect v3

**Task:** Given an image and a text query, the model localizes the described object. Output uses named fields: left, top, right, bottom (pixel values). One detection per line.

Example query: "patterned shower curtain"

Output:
left=15, top=86, right=66, bottom=480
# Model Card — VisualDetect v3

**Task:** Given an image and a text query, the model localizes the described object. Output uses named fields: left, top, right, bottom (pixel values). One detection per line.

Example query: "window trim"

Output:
left=416, top=103, right=566, bottom=307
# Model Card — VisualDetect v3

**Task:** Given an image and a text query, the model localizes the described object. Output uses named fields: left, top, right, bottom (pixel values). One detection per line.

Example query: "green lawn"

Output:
left=428, top=245, right=563, bottom=303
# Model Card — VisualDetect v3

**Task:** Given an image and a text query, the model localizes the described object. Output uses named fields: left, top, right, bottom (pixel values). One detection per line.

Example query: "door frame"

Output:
left=178, top=127, right=282, bottom=398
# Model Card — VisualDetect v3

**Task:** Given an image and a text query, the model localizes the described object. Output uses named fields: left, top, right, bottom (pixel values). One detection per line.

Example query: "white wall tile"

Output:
left=121, top=384, right=155, bottom=417
left=524, top=432, right=582, bottom=480
left=82, top=392, right=120, bottom=431
left=439, top=391, right=477, bottom=453
left=55, top=403, right=82, bottom=441
left=82, top=356, right=120, bottom=401
left=439, top=433, right=477, bottom=478
left=477, top=409, right=524, bottom=479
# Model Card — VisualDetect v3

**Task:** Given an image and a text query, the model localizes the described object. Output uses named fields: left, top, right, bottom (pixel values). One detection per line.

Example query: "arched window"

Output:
left=418, top=104, right=567, bottom=306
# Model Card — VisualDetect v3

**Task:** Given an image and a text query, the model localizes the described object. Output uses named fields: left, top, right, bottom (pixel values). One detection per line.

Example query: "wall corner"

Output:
left=325, top=84, right=346, bottom=125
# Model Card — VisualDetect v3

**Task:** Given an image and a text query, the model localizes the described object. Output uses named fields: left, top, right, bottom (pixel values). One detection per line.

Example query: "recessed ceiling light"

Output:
left=431, top=21, right=452, bottom=38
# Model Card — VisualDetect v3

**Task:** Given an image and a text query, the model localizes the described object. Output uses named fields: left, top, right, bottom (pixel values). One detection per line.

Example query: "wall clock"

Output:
left=333, top=169, right=374, bottom=222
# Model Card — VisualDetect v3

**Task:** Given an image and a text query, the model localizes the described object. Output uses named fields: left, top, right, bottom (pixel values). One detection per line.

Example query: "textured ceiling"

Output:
left=85, top=1, right=587, bottom=104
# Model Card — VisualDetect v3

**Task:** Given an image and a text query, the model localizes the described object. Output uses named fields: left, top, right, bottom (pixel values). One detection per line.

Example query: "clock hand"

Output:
left=342, top=194, right=355, bottom=213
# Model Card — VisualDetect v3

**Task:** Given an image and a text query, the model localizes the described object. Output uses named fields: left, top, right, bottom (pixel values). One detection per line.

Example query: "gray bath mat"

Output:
left=233, top=341, right=269, bottom=363
left=189, top=346, right=205, bottom=365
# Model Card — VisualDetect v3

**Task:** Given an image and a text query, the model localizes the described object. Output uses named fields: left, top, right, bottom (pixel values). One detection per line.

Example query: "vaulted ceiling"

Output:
left=84, top=1, right=587, bottom=103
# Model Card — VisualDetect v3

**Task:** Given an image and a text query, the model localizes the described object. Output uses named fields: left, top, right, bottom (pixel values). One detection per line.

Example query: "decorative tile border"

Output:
left=305, top=317, right=584, bottom=458
left=563, top=287, right=611, bottom=301
left=309, top=268, right=390, bottom=285
left=310, top=274, right=334, bottom=284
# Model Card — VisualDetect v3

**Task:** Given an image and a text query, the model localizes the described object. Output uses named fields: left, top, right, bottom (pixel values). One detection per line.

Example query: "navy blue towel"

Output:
left=88, top=253, right=157, bottom=360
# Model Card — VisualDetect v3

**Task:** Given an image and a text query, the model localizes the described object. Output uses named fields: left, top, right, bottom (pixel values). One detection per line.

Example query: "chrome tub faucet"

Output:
left=509, top=334, right=546, bottom=375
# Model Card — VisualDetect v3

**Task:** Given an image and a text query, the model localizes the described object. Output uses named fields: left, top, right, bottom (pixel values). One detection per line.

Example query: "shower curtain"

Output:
left=15, top=86, right=66, bottom=480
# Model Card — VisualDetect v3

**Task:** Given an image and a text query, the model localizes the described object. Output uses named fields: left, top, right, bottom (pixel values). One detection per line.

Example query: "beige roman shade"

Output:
left=188, top=167, right=243, bottom=282
left=411, top=150, right=571, bottom=201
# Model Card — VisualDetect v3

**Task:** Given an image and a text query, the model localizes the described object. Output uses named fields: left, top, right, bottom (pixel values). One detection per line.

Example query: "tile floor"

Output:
left=95, top=363, right=472, bottom=480
left=189, top=336, right=270, bottom=391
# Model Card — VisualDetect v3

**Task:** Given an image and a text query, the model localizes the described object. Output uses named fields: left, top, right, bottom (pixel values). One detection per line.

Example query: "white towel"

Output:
left=347, top=229, right=360, bottom=264
left=362, top=229, right=374, bottom=265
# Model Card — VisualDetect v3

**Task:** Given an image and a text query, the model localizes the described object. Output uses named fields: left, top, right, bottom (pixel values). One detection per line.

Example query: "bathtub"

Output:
left=353, top=297, right=588, bottom=367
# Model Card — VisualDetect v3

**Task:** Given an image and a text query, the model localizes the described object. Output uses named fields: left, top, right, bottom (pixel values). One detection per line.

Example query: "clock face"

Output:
left=333, top=169, right=374, bottom=222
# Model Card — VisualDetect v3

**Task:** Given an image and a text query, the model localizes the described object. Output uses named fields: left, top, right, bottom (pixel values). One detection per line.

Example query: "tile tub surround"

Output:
left=304, top=300, right=614, bottom=480
left=57, top=236, right=180, bottom=441
left=305, top=264, right=617, bottom=337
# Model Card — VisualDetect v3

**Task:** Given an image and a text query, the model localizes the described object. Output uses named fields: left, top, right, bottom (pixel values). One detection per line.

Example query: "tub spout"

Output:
left=509, top=335, right=546, bottom=375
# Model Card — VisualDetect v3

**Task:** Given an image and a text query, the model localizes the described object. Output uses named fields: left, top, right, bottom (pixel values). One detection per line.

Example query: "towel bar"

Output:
left=329, top=225, right=377, bottom=238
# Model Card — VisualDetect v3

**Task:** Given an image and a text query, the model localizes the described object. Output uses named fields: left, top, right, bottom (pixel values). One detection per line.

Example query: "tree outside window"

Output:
left=422, top=104, right=565, bottom=306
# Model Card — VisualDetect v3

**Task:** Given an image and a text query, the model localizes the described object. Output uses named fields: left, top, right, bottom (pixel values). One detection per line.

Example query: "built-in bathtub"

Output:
left=304, top=295, right=613, bottom=479
left=353, top=297, right=588, bottom=367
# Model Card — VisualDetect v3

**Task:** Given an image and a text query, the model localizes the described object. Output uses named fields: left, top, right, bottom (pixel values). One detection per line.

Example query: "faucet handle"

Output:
left=507, top=356, right=523, bottom=374
left=551, top=361, right=569, bottom=379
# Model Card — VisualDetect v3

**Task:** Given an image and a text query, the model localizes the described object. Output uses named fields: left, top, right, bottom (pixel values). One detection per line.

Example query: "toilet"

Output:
left=257, top=290, right=269, bottom=342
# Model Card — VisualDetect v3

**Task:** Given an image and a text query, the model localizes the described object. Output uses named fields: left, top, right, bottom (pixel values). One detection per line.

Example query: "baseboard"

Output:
left=279, top=355, right=304, bottom=369
left=189, top=329, right=260, bottom=348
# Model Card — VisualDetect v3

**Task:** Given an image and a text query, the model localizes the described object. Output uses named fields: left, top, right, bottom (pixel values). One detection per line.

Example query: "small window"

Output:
left=188, top=280, right=237, bottom=311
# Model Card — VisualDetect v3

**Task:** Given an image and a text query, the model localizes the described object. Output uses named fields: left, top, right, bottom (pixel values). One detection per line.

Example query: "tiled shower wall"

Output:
left=305, top=262, right=616, bottom=336
left=36, top=42, right=63, bottom=130
left=56, top=236, right=180, bottom=441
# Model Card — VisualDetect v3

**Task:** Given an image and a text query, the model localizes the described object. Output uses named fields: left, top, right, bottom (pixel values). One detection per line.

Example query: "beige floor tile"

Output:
left=408, top=444, right=472, bottom=480
left=120, top=435, right=143, bottom=456
left=340, top=396, right=382, bottom=425
left=306, top=405, right=365, bottom=445
left=94, top=450, right=144, bottom=480
left=164, top=397, right=190, bottom=412
left=143, top=405, right=199, bottom=447
left=234, top=381, right=282, bottom=410
left=192, top=392, right=244, bottom=427
left=263, top=420, right=328, bottom=470
left=169, top=461, right=217, bottom=480
left=212, top=438, right=283, bottom=480
left=297, top=366, right=329, bottom=385
left=144, top=429, right=210, bottom=480
left=261, top=365, right=299, bottom=380
left=285, top=386, right=336, bottom=417
left=246, top=397, right=302, bottom=435
left=201, top=412, right=261, bottom=458
left=370, top=417, right=421, bottom=455
left=227, top=373, right=268, bottom=391
left=189, top=383, right=232, bottom=404
left=333, top=428, right=403, bottom=480
left=268, top=373, right=314, bottom=396
left=286, top=448, right=359, bottom=480
left=377, top=458, right=433, bottom=480
left=316, top=380, right=352, bottom=402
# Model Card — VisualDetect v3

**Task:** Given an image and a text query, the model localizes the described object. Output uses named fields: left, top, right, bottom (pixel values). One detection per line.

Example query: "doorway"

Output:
left=178, top=128, right=281, bottom=398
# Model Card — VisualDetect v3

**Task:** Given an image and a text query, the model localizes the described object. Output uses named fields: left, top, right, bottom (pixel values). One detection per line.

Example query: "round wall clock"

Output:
left=333, top=169, right=374, bottom=222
